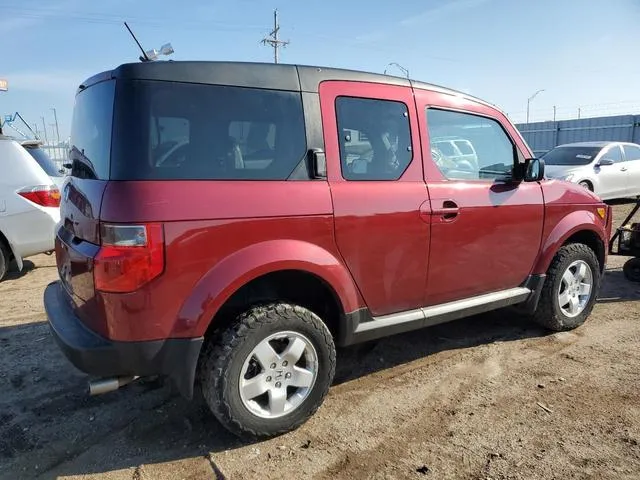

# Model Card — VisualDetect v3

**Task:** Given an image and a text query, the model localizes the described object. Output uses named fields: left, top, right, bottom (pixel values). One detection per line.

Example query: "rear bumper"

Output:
left=44, top=280, right=203, bottom=398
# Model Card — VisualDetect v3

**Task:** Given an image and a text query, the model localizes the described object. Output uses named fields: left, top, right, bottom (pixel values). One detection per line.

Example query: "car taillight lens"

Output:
left=17, top=185, right=61, bottom=207
left=94, top=223, right=165, bottom=293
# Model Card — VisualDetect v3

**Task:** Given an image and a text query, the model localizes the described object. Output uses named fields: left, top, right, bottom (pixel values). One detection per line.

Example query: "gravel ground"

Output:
left=0, top=201, right=639, bottom=480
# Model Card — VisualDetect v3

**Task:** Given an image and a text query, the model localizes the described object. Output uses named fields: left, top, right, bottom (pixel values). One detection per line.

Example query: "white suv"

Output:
left=0, top=135, right=61, bottom=280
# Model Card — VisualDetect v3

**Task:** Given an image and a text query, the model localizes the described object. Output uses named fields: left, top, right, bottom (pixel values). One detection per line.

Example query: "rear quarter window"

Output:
left=69, top=80, right=115, bottom=180
left=111, top=80, right=307, bottom=180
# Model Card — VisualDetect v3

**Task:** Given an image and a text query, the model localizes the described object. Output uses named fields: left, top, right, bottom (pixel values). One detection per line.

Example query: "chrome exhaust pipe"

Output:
left=89, top=376, right=139, bottom=396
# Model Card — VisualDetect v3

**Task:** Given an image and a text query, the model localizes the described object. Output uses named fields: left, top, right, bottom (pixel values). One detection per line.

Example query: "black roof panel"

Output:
left=76, top=61, right=497, bottom=109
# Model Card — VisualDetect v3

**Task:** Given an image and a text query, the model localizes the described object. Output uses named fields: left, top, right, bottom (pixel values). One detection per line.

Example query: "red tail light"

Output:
left=94, top=223, right=165, bottom=293
left=18, top=185, right=61, bottom=207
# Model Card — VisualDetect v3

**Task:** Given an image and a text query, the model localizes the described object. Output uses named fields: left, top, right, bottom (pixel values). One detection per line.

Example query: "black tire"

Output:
left=623, top=258, right=640, bottom=283
left=579, top=181, right=593, bottom=191
left=531, top=243, right=600, bottom=331
left=0, top=241, right=9, bottom=282
left=200, top=303, right=336, bottom=439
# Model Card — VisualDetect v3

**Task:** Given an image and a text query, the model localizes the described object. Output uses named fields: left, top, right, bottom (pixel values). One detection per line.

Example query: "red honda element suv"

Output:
left=45, top=61, right=612, bottom=439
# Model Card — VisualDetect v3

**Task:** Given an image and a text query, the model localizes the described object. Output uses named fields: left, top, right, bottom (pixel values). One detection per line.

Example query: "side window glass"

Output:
left=603, top=145, right=623, bottom=163
left=623, top=144, right=640, bottom=161
left=426, top=108, right=516, bottom=181
left=335, top=96, right=412, bottom=180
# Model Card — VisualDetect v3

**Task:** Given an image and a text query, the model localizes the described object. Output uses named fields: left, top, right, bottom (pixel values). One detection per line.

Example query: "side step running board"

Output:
left=348, top=287, right=532, bottom=344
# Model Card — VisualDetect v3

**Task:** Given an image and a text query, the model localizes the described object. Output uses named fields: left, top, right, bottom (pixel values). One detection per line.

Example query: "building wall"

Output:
left=516, top=115, right=640, bottom=156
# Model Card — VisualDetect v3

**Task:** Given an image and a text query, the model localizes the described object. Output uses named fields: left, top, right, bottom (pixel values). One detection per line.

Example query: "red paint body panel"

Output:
left=319, top=81, right=430, bottom=315
left=413, top=89, right=545, bottom=304
left=57, top=178, right=364, bottom=342
left=424, top=181, right=544, bottom=305
left=532, top=180, right=610, bottom=274
left=100, top=181, right=333, bottom=222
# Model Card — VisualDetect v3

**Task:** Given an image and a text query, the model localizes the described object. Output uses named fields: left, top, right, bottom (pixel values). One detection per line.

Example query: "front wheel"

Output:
left=531, top=243, right=600, bottom=331
left=200, top=303, right=336, bottom=439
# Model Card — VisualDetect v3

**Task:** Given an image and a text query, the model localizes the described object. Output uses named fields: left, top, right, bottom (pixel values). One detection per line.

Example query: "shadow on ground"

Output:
left=0, top=269, right=636, bottom=479
left=3, top=260, right=36, bottom=281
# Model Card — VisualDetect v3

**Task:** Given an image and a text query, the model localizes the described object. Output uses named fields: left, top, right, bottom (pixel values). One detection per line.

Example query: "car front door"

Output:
left=414, top=89, right=544, bottom=306
left=319, top=81, right=430, bottom=316
left=595, top=145, right=627, bottom=199
left=622, top=144, right=640, bottom=197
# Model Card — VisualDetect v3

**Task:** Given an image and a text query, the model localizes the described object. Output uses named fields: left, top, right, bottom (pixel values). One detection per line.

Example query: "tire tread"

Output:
left=531, top=243, right=599, bottom=331
left=200, top=302, right=335, bottom=439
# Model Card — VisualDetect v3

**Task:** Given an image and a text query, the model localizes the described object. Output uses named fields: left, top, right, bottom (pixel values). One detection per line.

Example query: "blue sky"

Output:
left=1, top=0, right=640, bottom=141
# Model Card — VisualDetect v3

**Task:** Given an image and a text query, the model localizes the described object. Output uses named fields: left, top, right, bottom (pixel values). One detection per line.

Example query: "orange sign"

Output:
left=0, top=79, right=7, bottom=91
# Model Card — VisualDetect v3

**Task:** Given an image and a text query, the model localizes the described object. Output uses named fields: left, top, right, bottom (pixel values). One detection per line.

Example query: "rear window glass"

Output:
left=541, top=146, right=602, bottom=166
left=24, top=146, right=62, bottom=177
left=111, top=80, right=307, bottom=180
left=69, top=80, right=115, bottom=180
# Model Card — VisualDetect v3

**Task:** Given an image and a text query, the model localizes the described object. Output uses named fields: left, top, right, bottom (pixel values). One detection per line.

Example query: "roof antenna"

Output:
left=124, top=21, right=150, bottom=62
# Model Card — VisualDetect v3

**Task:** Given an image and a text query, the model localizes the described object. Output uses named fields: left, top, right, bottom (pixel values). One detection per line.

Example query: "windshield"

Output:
left=541, top=146, right=602, bottom=166
left=24, top=146, right=62, bottom=177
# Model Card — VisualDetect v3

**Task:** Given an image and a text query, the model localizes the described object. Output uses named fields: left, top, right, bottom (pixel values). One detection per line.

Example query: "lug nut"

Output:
left=270, top=363, right=276, bottom=369
left=275, top=381, right=282, bottom=388
left=285, top=372, right=291, bottom=379
left=282, top=361, right=288, bottom=367
left=266, top=376, right=272, bottom=382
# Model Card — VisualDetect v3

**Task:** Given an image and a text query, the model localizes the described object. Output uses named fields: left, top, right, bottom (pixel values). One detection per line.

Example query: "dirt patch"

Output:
left=0, top=201, right=638, bottom=479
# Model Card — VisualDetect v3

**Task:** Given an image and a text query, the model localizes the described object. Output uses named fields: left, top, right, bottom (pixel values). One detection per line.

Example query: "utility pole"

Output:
left=577, top=107, right=581, bottom=119
left=41, top=116, right=48, bottom=144
left=261, top=9, right=289, bottom=64
left=553, top=105, right=557, bottom=122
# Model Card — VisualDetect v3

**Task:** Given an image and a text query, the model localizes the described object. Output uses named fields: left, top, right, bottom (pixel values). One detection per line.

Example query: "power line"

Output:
left=261, top=9, right=289, bottom=64
left=0, top=6, right=265, bottom=31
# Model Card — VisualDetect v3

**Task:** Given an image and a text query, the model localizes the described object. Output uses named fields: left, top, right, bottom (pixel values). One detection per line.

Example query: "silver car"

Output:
left=542, top=141, right=640, bottom=200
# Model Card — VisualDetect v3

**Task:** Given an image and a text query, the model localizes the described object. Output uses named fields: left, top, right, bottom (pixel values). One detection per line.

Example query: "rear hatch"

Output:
left=55, top=78, right=115, bottom=336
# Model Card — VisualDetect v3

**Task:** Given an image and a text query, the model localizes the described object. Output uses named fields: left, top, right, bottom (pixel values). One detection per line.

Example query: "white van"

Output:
left=0, top=135, right=61, bottom=280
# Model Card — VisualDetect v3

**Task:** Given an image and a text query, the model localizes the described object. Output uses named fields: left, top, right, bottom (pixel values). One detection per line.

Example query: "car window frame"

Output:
left=334, top=95, right=414, bottom=182
left=425, top=106, right=520, bottom=183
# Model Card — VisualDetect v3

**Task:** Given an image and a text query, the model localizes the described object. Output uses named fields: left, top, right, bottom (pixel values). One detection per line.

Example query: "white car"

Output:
left=0, top=135, right=61, bottom=280
left=20, top=140, right=67, bottom=189
left=542, top=141, right=640, bottom=200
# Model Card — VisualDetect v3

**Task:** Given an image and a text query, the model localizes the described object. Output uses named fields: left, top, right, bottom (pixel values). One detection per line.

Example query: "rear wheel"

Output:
left=0, top=242, right=9, bottom=281
left=531, top=243, right=600, bottom=331
left=200, top=303, right=336, bottom=439
left=623, top=258, right=640, bottom=283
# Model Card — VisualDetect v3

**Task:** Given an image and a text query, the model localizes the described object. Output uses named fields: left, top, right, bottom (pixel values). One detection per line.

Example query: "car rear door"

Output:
left=414, top=89, right=544, bottom=306
left=622, top=144, right=640, bottom=197
left=318, top=80, right=430, bottom=316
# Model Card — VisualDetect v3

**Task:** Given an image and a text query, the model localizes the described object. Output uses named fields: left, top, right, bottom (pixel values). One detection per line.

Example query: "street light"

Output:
left=384, top=62, right=410, bottom=79
left=526, top=89, right=545, bottom=123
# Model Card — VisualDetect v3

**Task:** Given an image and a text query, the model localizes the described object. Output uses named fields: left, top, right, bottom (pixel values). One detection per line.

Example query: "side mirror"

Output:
left=597, top=158, right=615, bottom=166
left=308, top=149, right=326, bottom=179
left=524, top=157, right=545, bottom=182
